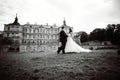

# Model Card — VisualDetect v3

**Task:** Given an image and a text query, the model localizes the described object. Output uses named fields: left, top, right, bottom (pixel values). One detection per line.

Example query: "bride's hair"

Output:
left=61, top=26, right=64, bottom=29
left=69, top=28, right=72, bottom=33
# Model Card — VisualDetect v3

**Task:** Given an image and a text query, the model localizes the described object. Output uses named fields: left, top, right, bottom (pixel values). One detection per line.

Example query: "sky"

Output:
left=0, top=0, right=120, bottom=33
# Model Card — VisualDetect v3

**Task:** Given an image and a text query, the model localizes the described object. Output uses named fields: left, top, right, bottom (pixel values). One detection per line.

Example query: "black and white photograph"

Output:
left=0, top=0, right=120, bottom=80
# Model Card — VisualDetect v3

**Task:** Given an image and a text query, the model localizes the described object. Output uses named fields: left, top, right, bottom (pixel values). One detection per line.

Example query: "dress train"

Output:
left=65, top=35, right=91, bottom=53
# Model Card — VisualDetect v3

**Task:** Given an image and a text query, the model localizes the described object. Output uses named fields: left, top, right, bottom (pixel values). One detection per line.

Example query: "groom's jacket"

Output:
left=59, top=30, right=68, bottom=42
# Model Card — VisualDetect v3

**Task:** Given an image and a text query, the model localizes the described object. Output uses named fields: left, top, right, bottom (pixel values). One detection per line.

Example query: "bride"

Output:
left=65, top=28, right=91, bottom=53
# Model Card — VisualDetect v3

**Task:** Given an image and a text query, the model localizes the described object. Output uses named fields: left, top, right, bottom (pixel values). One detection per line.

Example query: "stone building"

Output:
left=3, top=15, right=73, bottom=52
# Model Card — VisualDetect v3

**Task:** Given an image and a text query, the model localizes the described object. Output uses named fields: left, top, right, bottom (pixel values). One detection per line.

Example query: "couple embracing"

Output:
left=57, top=27, right=91, bottom=54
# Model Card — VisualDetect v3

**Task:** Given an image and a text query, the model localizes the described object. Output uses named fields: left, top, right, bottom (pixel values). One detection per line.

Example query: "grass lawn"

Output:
left=0, top=50, right=120, bottom=80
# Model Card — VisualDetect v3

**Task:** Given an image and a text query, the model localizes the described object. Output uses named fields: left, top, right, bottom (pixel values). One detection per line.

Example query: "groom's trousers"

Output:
left=57, top=41, right=66, bottom=54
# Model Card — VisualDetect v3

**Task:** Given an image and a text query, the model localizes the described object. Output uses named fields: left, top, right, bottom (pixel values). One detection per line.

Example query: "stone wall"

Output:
left=20, top=45, right=58, bottom=52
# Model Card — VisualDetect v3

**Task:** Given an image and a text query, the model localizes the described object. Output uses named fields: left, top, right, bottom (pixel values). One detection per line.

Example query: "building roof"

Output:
left=6, top=14, right=20, bottom=26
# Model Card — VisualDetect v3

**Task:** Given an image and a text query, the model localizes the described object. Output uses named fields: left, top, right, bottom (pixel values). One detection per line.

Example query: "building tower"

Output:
left=4, top=14, right=22, bottom=51
left=63, top=17, right=66, bottom=26
left=13, top=13, right=20, bottom=25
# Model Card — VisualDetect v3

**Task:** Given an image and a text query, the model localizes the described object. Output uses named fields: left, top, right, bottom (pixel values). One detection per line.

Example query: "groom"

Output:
left=57, top=27, right=68, bottom=54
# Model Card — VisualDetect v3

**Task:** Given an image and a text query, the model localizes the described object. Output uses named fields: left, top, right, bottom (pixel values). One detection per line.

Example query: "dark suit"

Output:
left=57, top=30, right=68, bottom=54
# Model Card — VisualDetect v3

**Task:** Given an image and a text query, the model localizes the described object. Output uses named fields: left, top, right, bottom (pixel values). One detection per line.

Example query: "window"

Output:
left=33, top=35, right=35, bottom=38
left=29, top=35, right=31, bottom=38
left=29, top=29, right=31, bottom=33
left=8, top=26, right=10, bottom=30
left=33, top=29, right=35, bottom=33
left=25, top=29, right=27, bottom=32
left=7, top=33, right=9, bottom=37
left=37, top=29, right=39, bottom=33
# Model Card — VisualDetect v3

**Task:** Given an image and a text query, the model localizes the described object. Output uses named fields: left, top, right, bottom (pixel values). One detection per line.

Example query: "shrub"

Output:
left=117, top=50, right=120, bottom=55
left=89, top=47, right=93, bottom=50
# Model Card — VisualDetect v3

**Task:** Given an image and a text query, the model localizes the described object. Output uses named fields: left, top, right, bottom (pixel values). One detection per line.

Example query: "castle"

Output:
left=3, top=15, right=73, bottom=52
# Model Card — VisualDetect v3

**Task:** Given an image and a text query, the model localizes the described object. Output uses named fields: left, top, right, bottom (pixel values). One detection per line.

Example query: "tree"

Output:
left=2, top=37, right=14, bottom=45
left=80, top=31, right=88, bottom=42
left=89, top=28, right=106, bottom=41
left=0, top=37, right=14, bottom=52
left=113, top=29, right=120, bottom=45
left=105, top=24, right=120, bottom=45
left=106, top=24, right=115, bottom=42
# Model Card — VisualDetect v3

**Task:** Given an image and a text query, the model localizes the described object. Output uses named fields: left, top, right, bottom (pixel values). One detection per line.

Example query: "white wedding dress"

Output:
left=65, top=34, right=91, bottom=53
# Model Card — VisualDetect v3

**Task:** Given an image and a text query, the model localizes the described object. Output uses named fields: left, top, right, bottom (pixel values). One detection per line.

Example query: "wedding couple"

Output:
left=57, top=27, right=91, bottom=54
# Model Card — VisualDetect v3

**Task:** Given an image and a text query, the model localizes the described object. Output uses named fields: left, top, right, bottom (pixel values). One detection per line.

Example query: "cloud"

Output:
left=0, top=0, right=120, bottom=33
left=113, top=0, right=120, bottom=9
left=45, top=0, right=72, bottom=13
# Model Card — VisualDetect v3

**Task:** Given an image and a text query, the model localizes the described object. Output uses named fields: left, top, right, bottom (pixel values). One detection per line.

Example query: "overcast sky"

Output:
left=0, top=0, right=120, bottom=33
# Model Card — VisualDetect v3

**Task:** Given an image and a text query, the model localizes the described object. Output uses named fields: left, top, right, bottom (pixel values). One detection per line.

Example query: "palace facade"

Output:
left=3, top=15, right=73, bottom=52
